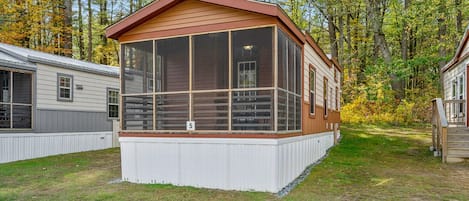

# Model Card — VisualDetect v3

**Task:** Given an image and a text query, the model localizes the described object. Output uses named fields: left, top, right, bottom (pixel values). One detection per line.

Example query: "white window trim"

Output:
left=309, top=68, right=315, bottom=115
left=107, top=88, right=119, bottom=119
left=57, top=73, right=73, bottom=102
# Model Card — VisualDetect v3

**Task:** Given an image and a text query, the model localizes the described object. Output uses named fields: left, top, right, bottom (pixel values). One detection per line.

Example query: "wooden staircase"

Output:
left=431, top=98, right=469, bottom=163
left=447, top=127, right=469, bottom=162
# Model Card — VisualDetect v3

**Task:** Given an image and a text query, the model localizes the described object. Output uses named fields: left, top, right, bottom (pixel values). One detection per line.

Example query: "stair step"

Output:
left=448, top=127, right=469, bottom=134
left=447, top=154, right=469, bottom=159
left=448, top=141, right=469, bottom=148
left=448, top=135, right=469, bottom=141
left=447, top=149, right=469, bottom=156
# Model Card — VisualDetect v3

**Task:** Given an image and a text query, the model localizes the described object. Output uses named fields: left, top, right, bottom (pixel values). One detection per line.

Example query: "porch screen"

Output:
left=0, top=70, right=32, bottom=129
left=121, top=41, right=153, bottom=130
left=232, top=27, right=274, bottom=130
left=192, top=33, right=229, bottom=130
left=277, top=30, right=302, bottom=131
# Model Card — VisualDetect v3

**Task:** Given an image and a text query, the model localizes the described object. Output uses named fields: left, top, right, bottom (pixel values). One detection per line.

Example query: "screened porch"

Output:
left=120, top=26, right=302, bottom=133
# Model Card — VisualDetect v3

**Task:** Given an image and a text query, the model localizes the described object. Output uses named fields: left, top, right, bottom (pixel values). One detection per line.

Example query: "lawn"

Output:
left=1, top=124, right=468, bottom=201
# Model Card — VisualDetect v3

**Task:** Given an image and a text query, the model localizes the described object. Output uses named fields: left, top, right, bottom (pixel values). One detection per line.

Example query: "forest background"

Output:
left=0, top=0, right=468, bottom=125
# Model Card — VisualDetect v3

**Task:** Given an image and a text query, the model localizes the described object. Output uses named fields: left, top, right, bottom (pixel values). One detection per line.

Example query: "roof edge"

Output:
left=442, top=52, right=469, bottom=73
left=106, top=0, right=183, bottom=40
left=442, top=25, right=469, bottom=72
left=0, top=60, right=36, bottom=71
left=304, top=32, right=335, bottom=68
left=27, top=56, right=119, bottom=78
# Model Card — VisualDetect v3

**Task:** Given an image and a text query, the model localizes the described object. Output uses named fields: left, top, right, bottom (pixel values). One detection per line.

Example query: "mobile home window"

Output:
left=309, top=67, right=315, bottom=115
left=108, top=88, right=119, bottom=119
left=57, top=74, right=72, bottom=101
left=335, top=87, right=339, bottom=111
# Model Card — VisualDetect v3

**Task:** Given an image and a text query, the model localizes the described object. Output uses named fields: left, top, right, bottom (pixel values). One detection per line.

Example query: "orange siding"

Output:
left=120, top=0, right=275, bottom=42
left=302, top=104, right=340, bottom=135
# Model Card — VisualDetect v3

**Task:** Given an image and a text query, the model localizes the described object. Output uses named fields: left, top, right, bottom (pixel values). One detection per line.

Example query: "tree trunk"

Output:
left=63, top=0, right=73, bottom=57
left=327, top=7, right=338, bottom=60
left=455, top=0, right=462, bottom=33
left=367, top=0, right=392, bottom=64
left=338, top=9, right=344, bottom=65
left=100, top=0, right=108, bottom=64
left=78, top=0, right=85, bottom=60
left=400, top=0, right=410, bottom=62
left=87, top=0, right=93, bottom=62
left=368, top=0, right=402, bottom=99
left=437, top=0, right=447, bottom=69
left=130, top=0, right=134, bottom=13
left=346, top=9, right=352, bottom=80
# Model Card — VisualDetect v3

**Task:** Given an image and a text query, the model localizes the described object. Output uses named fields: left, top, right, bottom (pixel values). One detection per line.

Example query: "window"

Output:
left=57, top=74, right=72, bottom=101
left=451, top=75, right=465, bottom=117
left=335, top=87, right=339, bottom=111
left=309, top=67, right=315, bottom=115
left=324, top=77, right=328, bottom=118
left=334, top=68, right=338, bottom=82
left=0, top=70, right=32, bottom=129
left=108, top=88, right=119, bottom=119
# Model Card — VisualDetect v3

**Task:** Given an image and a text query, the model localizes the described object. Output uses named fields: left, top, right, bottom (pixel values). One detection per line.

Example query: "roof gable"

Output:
left=106, top=0, right=304, bottom=43
left=121, top=0, right=270, bottom=39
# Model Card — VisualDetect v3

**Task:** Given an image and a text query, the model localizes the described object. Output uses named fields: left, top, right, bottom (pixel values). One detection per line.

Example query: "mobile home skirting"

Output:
left=0, top=131, right=112, bottom=163
left=119, top=131, right=336, bottom=193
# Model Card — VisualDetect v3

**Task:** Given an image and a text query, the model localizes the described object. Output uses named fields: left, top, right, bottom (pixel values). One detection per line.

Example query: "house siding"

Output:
left=35, top=109, right=111, bottom=133
left=302, top=41, right=341, bottom=134
left=443, top=61, right=467, bottom=101
left=36, top=63, right=119, bottom=112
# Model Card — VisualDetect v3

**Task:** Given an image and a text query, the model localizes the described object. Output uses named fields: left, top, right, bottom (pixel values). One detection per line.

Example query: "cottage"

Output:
left=437, top=25, right=469, bottom=162
left=106, top=0, right=341, bottom=192
left=0, top=43, right=120, bottom=163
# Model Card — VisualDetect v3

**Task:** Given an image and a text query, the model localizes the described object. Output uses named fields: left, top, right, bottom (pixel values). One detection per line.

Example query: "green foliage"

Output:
left=342, top=56, right=441, bottom=125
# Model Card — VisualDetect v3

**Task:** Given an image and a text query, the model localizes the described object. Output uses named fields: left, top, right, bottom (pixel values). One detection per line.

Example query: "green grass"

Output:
left=1, top=124, right=468, bottom=200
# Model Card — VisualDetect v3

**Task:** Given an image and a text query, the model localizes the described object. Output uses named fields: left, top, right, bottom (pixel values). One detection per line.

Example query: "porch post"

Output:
left=274, top=26, right=278, bottom=132
left=464, top=64, right=469, bottom=127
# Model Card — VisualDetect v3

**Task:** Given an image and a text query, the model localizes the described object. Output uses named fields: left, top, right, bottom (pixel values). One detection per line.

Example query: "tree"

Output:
left=87, top=0, right=92, bottom=62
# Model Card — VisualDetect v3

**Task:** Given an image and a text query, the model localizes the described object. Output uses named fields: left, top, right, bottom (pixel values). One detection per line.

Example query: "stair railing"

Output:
left=432, top=98, right=448, bottom=163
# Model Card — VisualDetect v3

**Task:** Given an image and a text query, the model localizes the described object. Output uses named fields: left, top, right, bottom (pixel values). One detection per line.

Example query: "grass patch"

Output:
left=1, top=124, right=468, bottom=200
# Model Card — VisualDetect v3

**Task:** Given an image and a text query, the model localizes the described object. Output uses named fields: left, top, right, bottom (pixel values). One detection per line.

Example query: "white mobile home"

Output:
left=437, top=25, right=469, bottom=162
left=442, top=26, right=469, bottom=126
left=0, top=43, right=120, bottom=163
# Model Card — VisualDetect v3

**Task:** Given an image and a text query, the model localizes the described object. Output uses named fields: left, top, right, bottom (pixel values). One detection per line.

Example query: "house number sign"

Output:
left=186, top=121, right=195, bottom=131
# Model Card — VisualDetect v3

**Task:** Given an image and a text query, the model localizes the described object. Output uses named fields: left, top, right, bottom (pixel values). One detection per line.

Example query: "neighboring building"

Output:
left=439, top=25, right=469, bottom=162
left=442, top=25, right=469, bottom=126
left=0, top=43, right=120, bottom=163
left=106, top=0, right=341, bottom=192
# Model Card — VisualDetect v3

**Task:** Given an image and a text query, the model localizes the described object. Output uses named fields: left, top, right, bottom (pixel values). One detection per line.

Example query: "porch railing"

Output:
left=432, top=98, right=448, bottom=163
left=443, top=99, right=466, bottom=126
